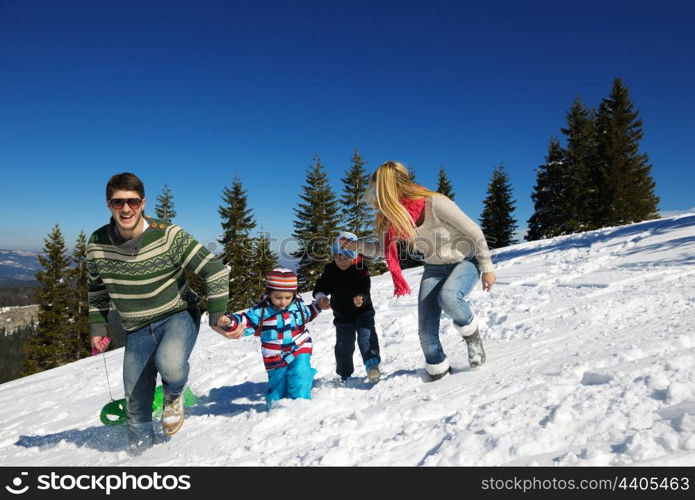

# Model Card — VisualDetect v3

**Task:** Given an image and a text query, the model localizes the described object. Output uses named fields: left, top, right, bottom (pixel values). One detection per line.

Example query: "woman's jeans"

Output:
left=418, top=259, right=480, bottom=366
left=123, top=308, right=200, bottom=449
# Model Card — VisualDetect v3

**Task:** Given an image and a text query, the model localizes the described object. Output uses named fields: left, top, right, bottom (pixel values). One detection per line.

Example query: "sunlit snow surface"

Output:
left=1, top=215, right=693, bottom=466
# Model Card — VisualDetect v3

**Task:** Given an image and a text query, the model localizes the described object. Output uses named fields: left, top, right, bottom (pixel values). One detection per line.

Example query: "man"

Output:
left=87, top=172, right=229, bottom=455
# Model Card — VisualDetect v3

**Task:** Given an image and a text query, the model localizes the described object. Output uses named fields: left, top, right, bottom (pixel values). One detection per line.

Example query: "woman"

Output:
left=342, top=161, right=496, bottom=380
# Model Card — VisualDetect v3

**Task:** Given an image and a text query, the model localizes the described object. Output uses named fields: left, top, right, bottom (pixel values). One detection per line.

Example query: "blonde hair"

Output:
left=367, top=161, right=439, bottom=240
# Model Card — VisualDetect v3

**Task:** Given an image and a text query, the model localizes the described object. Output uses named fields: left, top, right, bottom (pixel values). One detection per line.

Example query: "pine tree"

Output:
left=218, top=176, right=257, bottom=311
left=561, top=97, right=597, bottom=232
left=527, top=138, right=567, bottom=241
left=249, top=232, right=278, bottom=301
left=22, top=225, right=73, bottom=375
left=480, top=163, right=518, bottom=248
left=594, top=78, right=659, bottom=226
left=68, top=231, right=91, bottom=360
left=340, top=148, right=373, bottom=237
left=436, top=166, right=455, bottom=200
left=292, top=154, right=341, bottom=291
left=0, top=322, right=36, bottom=384
left=155, top=184, right=177, bottom=222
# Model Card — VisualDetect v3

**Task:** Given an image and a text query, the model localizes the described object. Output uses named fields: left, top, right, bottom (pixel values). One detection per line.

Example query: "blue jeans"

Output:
left=266, top=353, right=317, bottom=408
left=334, top=312, right=380, bottom=378
left=418, top=259, right=480, bottom=366
left=123, top=308, right=200, bottom=448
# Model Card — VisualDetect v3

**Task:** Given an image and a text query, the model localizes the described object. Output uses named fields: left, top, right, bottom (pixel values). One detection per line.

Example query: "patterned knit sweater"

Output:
left=223, top=297, right=321, bottom=371
left=87, top=217, right=229, bottom=336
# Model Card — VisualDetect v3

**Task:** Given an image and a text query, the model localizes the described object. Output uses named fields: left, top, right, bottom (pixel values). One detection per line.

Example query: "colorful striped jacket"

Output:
left=223, top=296, right=321, bottom=371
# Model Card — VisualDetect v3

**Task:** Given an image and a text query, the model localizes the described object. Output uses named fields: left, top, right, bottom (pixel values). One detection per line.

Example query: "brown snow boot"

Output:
left=162, top=393, right=184, bottom=436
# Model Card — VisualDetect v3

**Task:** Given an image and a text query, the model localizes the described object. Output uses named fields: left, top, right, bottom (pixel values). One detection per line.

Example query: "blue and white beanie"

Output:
left=331, top=231, right=358, bottom=259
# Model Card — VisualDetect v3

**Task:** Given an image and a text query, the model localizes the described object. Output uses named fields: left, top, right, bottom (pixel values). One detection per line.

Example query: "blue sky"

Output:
left=1, top=0, right=693, bottom=253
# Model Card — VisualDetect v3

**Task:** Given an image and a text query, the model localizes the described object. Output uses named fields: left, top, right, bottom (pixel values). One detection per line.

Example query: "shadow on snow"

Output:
left=14, top=381, right=267, bottom=452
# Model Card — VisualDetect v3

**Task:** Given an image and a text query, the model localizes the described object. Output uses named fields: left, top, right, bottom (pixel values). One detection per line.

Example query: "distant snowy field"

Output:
left=1, top=214, right=693, bottom=466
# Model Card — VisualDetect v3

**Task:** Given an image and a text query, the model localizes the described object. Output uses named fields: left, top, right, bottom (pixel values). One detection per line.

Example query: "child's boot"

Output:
left=367, top=366, right=381, bottom=383
left=365, top=359, right=381, bottom=383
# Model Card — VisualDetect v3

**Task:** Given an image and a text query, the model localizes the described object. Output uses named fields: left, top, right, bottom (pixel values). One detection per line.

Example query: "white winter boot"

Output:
left=425, top=358, right=451, bottom=381
left=454, top=315, right=486, bottom=369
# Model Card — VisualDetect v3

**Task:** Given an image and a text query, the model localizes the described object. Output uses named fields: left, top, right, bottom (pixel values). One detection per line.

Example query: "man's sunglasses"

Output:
left=108, top=198, right=143, bottom=209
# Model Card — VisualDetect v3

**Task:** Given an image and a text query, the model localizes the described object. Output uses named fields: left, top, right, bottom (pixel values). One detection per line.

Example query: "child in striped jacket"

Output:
left=216, top=268, right=327, bottom=408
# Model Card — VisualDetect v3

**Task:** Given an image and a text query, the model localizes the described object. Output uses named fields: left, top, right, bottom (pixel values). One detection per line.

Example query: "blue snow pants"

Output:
left=265, top=353, right=317, bottom=408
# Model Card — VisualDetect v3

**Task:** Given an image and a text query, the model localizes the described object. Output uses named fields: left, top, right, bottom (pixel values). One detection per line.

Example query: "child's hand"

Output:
left=226, top=324, right=245, bottom=339
left=353, top=295, right=364, bottom=307
left=214, top=316, right=244, bottom=339
left=317, top=297, right=331, bottom=310
left=213, top=324, right=244, bottom=339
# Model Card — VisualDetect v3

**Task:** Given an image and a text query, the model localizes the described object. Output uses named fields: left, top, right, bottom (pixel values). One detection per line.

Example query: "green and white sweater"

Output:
left=87, top=217, right=229, bottom=336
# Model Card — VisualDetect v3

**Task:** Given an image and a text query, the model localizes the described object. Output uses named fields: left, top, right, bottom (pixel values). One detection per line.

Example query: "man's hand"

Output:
left=91, top=336, right=110, bottom=354
left=213, top=324, right=244, bottom=339
left=317, top=297, right=330, bottom=310
left=481, top=272, right=496, bottom=292
left=217, top=315, right=232, bottom=329
left=215, top=316, right=244, bottom=339
left=353, top=295, right=364, bottom=307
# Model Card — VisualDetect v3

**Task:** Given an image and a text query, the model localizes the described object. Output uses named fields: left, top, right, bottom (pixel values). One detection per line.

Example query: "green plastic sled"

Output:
left=99, top=385, right=198, bottom=426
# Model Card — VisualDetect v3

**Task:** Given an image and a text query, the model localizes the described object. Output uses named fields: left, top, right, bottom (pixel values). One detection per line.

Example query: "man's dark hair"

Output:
left=106, top=172, right=145, bottom=200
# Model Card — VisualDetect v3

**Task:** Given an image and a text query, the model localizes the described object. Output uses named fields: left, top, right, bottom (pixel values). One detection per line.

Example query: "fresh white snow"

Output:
left=1, top=214, right=694, bottom=466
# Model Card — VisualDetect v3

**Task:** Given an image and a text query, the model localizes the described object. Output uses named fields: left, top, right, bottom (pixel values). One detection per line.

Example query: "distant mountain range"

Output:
left=0, top=250, right=41, bottom=284
left=0, top=247, right=298, bottom=285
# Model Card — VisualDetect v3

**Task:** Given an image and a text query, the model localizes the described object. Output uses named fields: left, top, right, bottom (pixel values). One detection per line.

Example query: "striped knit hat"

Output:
left=265, top=268, right=298, bottom=291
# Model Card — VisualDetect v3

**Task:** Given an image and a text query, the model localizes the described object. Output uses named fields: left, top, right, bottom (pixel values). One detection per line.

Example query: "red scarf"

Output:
left=385, top=197, right=426, bottom=297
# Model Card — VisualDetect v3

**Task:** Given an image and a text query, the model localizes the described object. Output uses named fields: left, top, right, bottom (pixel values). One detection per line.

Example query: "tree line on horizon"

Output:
left=20, top=228, right=93, bottom=377
left=14, top=77, right=658, bottom=380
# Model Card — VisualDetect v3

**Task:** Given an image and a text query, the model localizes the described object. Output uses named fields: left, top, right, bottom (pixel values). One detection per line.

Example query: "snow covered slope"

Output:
left=1, top=214, right=693, bottom=466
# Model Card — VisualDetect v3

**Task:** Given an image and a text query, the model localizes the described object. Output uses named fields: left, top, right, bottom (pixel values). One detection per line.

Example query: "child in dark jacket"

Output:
left=313, top=232, right=381, bottom=383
